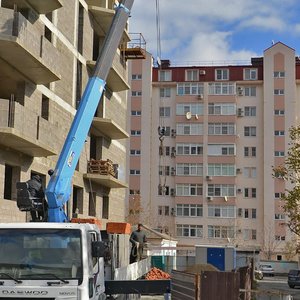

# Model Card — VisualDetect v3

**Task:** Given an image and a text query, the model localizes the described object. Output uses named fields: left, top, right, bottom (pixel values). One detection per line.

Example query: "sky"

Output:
left=129, top=0, right=300, bottom=65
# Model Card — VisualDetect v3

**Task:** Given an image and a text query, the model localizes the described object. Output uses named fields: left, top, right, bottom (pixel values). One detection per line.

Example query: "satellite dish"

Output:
left=195, top=114, right=199, bottom=120
left=185, top=111, right=192, bottom=120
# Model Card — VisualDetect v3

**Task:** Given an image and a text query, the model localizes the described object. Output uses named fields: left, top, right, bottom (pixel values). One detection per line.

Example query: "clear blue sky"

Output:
left=129, top=0, right=300, bottom=64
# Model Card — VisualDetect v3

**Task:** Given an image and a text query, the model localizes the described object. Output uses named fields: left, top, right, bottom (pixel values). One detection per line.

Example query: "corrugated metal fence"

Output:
left=171, top=270, right=240, bottom=300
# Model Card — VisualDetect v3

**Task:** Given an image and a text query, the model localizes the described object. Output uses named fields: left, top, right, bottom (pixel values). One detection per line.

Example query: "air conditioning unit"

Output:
left=171, top=167, right=176, bottom=176
left=197, top=94, right=204, bottom=100
left=171, top=208, right=176, bottom=216
left=237, top=188, right=242, bottom=193
left=171, top=129, right=176, bottom=137
left=237, top=108, right=244, bottom=117
left=199, top=70, right=206, bottom=75
left=237, top=229, right=242, bottom=234
left=206, top=176, right=212, bottom=181
left=207, top=196, right=213, bottom=201
left=171, top=147, right=176, bottom=157
left=236, top=168, right=241, bottom=173
left=237, top=87, right=244, bottom=96
left=170, top=188, right=176, bottom=197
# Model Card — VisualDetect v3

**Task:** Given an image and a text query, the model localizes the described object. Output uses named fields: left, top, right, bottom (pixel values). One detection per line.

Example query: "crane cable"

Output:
left=156, top=0, right=166, bottom=192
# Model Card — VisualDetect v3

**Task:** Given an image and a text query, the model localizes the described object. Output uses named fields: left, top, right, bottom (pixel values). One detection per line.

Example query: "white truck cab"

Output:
left=0, top=222, right=106, bottom=299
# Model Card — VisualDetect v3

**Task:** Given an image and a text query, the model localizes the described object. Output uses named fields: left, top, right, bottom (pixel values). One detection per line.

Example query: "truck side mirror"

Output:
left=92, top=241, right=105, bottom=258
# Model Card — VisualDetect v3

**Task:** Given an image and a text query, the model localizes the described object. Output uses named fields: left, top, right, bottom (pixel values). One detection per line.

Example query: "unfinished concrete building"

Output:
left=0, top=0, right=142, bottom=227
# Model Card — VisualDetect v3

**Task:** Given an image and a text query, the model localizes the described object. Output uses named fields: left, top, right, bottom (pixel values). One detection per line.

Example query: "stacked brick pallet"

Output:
left=88, top=159, right=116, bottom=177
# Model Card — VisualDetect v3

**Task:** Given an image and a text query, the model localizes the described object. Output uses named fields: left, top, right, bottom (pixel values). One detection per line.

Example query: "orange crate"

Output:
left=106, top=222, right=131, bottom=234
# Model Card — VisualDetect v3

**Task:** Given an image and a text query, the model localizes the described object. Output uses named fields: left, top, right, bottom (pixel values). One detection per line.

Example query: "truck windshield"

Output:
left=0, top=229, right=82, bottom=281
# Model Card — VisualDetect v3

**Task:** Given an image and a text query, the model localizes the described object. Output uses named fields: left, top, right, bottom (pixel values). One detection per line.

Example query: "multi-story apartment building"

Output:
left=128, top=42, right=299, bottom=260
left=0, top=0, right=137, bottom=228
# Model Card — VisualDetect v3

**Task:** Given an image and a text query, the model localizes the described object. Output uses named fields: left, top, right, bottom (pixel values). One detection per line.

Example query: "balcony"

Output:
left=2, top=0, right=62, bottom=14
left=0, top=98, right=57, bottom=157
left=84, top=159, right=127, bottom=188
left=0, top=8, right=61, bottom=91
left=87, top=3, right=130, bottom=42
left=121, top=33, right=146, bottom=60
left=87, top=53, right=129, bottom=92
left=91, top=117, right=129, bottom=140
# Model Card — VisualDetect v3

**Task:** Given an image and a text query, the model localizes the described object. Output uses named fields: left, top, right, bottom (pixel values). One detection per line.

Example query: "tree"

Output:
left=273, top=126, right=300, bottom=236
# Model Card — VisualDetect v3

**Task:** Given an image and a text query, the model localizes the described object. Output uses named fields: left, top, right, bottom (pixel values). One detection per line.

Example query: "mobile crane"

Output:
left=0, top=1, right=135, bottom=299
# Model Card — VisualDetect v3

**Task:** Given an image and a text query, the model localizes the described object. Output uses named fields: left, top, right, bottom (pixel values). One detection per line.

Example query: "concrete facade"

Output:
left=128, top=42, right=300, bottom=260
left=0, top=0, right=130, bottom=228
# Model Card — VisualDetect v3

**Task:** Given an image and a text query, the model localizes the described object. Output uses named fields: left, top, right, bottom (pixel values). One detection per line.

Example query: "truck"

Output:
left=0, top=0, right=146, bottom=299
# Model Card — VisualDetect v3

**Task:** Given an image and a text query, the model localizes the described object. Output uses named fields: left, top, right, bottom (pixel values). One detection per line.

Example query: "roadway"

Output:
left=257, top=275, right=300, bottom=299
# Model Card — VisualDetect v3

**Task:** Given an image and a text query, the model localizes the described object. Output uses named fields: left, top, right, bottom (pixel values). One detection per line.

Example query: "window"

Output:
left=176, top=103, right=203, bottom=115
left=208, top=123, right=236, bottom=135
left=274, top=71, right=285, bottom=78
left=208, top=225, right=235, bottom=239
left=207, top=164, right=235, bottom=176
left=252, top=209, right=256, bottom=219
left=159, top=70, right=171, bottom=81
left=88, top=192, right=96, bottom=217
left=131, top=110, right=141, bottom=116
left=208, top=205, right=236, bottom=218
left=158, top=206, right=170, bottom=216
left=131, top=130, right=141, bottom=136
left=207, top=184, right=235, bottom=197
left=244, top=68, right=257, bottom=80
left=159, top=107, right=171, bottom=117
left=176, top=163, right=203, bottom=176
left=41, top=95, right=49, bottom=120
left=130, top=169, right=140, bottom=175
left=4, top=164, right=20, bottom=200
left=244, top=188, right=256, bottom=198
left=185, top=69, right=199, bottom=81
left=274, top=151, right=285, bottom=157
left=244, top=147, right=256, bottom=157
left=208, top=103, right=236, bottom=115
left=176, top=184, right=203, bottom=196
left=131, top=91, right=142, bottom=96
left=274, top=110, right=284, bottom=115
left=244, top=86, right=256, bottom=96
left=72, top=186, right=83, bottom=214
left=177, top=123, right=203, bottom=135
left=102, top=196, right=109, bottom=219
left=177, top=83, right=204, bottom=95
left=160, top=87, right=171, bottom=97
left=244, top=106, right=256, bottom=116
left=243, top=229, right=257, bottom=240
left=159, top=166, right=170, bottom=176
left=243, top=167, right=256, bottom=178
left=208, top=83, right=235, bottom=95
left=274, top=131, right=284, bottom=136
left=132, top=74, right=142, bottom=80
left=244, top=126, right=256, bottom=137
left=274, top=192, right=284, bottom=198
left=275, top=235, right=285, bottom=241
left=215, top=69, right=229, bottom=80
left=130, top=149, right=141, bottom=156
left=176, top=224, right=203, bottom=238
left=275, top=214, right=285, bottom=220
left=208, top=144, right=235, bottom=156
left=274, top=89, right=284, bottom=95
left=176, top=204, right=203, bottom=217
left=176, top=143, right=203, bottom=155
left=158, top=185, right=170, bottom=196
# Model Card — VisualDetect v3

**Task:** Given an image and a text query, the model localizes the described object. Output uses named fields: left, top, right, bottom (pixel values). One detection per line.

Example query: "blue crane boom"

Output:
left=45, top=0, right=134, bottom=222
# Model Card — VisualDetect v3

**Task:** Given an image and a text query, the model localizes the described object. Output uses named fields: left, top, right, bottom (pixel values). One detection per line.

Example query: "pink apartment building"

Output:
left=128, top=42, right=299, bottom=260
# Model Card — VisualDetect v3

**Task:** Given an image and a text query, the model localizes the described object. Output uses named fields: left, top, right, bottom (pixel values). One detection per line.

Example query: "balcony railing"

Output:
left=0, top=8, right=61, bottom=84
left=0, top=98, right=57, bottom=157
